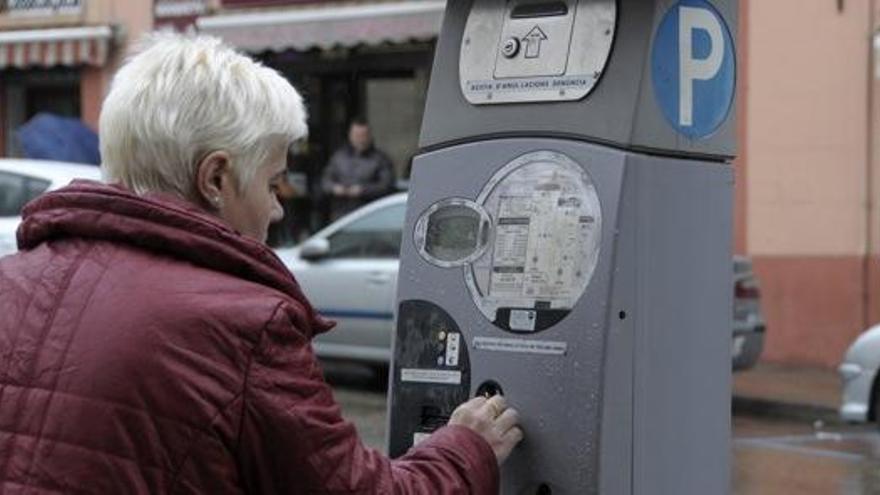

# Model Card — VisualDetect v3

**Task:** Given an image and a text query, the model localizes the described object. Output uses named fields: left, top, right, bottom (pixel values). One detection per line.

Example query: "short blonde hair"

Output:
left=100, top=33, right=307, bottom=197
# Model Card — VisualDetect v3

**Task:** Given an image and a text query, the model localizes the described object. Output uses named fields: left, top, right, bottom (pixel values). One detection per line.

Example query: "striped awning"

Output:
left=195, top=1, right=445, bottom=53
left=0, top=26, right=113, bottom=69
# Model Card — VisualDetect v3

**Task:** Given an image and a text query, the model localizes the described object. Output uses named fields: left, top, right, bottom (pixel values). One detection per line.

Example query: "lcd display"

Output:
left=425, top=206, right=481, bottom=262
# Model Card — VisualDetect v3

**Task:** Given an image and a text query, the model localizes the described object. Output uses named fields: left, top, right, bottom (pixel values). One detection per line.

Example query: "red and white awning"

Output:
left=0, top=26, right=113, bottom=70
left=196, top=1, right=445, bottom=53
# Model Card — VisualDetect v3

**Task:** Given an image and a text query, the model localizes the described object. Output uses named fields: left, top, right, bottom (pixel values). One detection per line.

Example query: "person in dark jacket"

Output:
left=0, top=33, right=522, bottom=494
left=321, top=118, right=395, bottom=221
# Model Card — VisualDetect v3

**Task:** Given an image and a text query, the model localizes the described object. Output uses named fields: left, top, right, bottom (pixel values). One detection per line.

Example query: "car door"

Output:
left=297, top=202, right=406, bottom=363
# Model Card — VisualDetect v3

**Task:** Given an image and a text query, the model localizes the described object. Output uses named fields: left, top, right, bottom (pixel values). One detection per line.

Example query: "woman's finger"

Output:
left=479, top=394, right=508, bottom=419
left=494, top=407, right=520, bottom=433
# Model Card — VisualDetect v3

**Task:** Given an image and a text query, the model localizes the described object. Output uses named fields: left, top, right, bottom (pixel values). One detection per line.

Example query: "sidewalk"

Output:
left=732, top=362, right=842, bottom=424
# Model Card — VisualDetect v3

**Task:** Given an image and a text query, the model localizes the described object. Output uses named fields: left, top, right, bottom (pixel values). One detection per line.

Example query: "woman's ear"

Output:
left=195, top=151, right=233, bottom=210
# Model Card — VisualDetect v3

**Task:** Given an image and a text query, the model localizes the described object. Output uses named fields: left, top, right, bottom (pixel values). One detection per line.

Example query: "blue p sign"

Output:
left=651, top=0, right=735, bottom=139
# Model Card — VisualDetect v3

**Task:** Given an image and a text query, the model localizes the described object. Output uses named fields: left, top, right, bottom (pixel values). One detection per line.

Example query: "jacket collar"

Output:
left=345, top=142, right=375, bottom=157
left=17, top=180, right=334, bottom=337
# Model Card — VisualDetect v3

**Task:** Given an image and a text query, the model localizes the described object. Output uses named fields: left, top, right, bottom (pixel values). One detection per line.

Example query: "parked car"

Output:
left=732, top=255, right=766, bottom=371
left=277, top=194, right=766, bottom=372
left=275, top=193, right=406, bottom=371
left=839, top=324, right=880, bottom=426
left=0, top=159, right=102, bottom=258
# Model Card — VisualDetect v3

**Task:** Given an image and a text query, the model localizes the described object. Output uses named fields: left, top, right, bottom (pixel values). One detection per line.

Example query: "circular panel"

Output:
left=465, top=150, right=602, bottom=332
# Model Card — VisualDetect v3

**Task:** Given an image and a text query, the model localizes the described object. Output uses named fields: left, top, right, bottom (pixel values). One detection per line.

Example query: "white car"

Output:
left=0, top=159, right=102, bottom=257
left=277, top=192, right=763, bottom=375
left=275, top=193, right=407, bottom=371
left=839, top=324, right=880, bottom=425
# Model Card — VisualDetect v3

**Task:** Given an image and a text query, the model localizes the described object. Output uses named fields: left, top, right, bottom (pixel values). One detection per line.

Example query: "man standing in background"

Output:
left=321, top=117, right=395, bottom=220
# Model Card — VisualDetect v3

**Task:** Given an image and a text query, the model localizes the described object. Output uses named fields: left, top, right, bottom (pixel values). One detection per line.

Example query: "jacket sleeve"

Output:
left=360, top=153, right=395, bottom=199
left=321, top=152, right=342, bottom=194
left=236, top=302, right=499, bottom=495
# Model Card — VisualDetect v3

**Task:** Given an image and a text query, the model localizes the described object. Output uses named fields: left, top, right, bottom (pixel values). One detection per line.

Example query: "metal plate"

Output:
left=460, top=0, right=617, bottom=104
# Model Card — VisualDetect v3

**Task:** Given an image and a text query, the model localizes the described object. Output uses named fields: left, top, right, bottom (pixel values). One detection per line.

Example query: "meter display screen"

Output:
left=425, top=206, right=481, bottom=262
left=414, top=198, right=491, bottom=268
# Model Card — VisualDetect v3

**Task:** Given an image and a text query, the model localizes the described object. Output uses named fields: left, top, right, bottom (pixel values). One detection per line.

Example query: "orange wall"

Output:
left=869, top=25, right=880, bottom=325
left=734, top=0, right=750, bottom=255
left=744, top=0, right=875, bottom=366
left=747, top=1, right=869, bottom=258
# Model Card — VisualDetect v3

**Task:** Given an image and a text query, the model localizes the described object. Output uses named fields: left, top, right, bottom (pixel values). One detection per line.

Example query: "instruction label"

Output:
left=467, top=150, right=603, bottom=332
left=486, top=165, right=598, bottom=302
left=473, top=336, right=568, bottom=356
left=400, top=368, right=462, bottom=385
left=465, top=75, right=595, bottom=97
left=509, top=309, right=537, bottom=331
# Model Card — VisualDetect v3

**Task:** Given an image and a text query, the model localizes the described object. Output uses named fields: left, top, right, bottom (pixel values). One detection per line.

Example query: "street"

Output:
left=322, top=362, right=880, bottom=495
left=733, top=416, right=880, bottom=494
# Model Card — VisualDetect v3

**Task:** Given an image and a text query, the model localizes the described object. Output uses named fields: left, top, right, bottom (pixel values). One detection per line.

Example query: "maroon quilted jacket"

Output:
left=0, top=181, right=497, bottom=494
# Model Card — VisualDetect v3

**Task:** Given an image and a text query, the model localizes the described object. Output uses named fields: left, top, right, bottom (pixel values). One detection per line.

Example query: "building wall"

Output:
left=733, top=0, right=750, bottom=255
left=744, top=0, right=876, bottom=366
left=81, top=0, right=154, bottom=129
left=868, top=21, right=880, bottom=327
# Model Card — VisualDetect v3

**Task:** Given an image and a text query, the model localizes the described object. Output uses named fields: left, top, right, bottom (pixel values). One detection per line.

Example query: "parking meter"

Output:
left=388, top=1, right=736, bottom=493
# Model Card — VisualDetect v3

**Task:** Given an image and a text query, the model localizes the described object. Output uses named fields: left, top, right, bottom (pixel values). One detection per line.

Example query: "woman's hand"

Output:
left=448, top=395, right=524, bottom=465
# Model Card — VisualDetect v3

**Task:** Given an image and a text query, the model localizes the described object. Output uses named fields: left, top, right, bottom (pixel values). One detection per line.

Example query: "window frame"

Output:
left=323, top=202, right=406, bottom=260
left=0, top=170, right=50, bottom=217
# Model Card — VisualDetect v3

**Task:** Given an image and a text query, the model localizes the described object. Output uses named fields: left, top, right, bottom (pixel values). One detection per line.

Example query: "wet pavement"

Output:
left=733, top=416, right=880, bottom=494
left=323, top=362, right=880, bottom=494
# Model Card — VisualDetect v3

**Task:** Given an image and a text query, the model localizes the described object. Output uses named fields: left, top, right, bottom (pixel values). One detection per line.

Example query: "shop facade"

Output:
left=0, top=0, right=152, bottom=157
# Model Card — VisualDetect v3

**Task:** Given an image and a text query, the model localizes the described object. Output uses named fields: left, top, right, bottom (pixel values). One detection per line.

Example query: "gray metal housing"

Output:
left=391, top=138, right=732, bottom=494
left=390, top=0, right=736, bottom=492
left=420, top=0, right=737, bottom=159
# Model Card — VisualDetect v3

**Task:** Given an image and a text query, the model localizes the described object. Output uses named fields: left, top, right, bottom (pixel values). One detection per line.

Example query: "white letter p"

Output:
left=679, top=6, right=724, bottom=127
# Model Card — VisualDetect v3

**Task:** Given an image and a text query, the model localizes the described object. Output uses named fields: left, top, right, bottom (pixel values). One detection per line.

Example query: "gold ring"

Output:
left=488, top=400, right=503, bottom=419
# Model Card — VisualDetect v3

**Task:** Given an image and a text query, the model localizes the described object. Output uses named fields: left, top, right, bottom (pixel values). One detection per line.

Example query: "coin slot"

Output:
left=476, top=380, right=504, bottom=398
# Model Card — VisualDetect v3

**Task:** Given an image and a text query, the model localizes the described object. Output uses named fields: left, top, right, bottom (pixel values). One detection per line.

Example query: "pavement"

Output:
left=732, top=362, right=843, bottom=424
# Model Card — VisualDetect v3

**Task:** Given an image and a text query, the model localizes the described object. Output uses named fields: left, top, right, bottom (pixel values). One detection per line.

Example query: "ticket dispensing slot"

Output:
left=511, top=1, right=569, bottom=18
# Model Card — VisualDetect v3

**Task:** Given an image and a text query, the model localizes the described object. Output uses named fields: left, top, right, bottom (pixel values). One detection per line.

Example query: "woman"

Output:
left=0, top=34, right=522, bottom=494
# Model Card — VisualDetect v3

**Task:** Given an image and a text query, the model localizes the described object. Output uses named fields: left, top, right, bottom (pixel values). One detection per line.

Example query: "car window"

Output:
left=0, top=171, right=50, bottom=217
left=326, top=203, right=406, bottom=259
